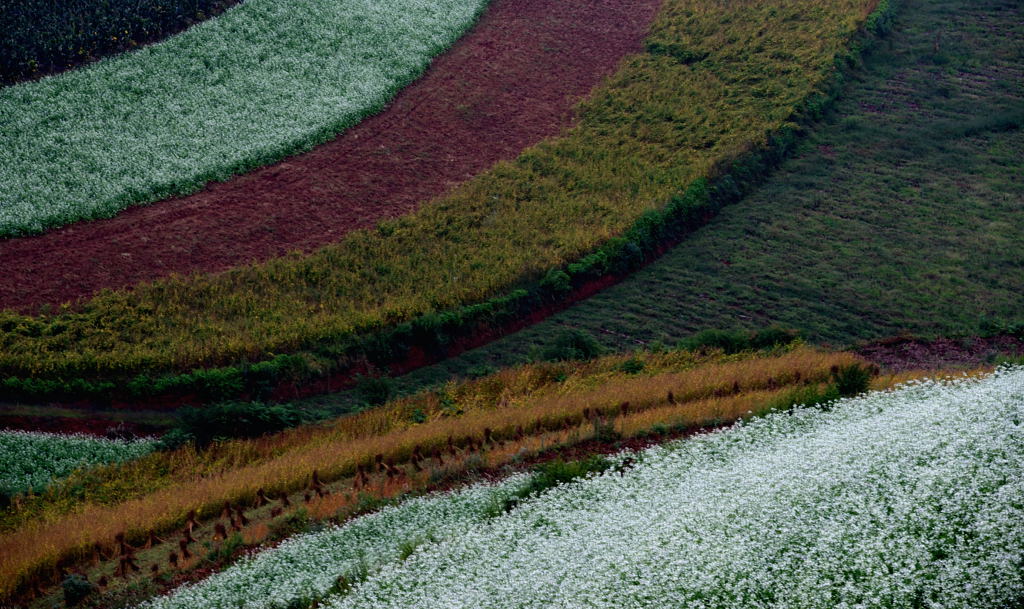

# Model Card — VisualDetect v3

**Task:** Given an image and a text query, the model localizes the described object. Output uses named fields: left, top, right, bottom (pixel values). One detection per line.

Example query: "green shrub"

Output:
left=205, top=533, right=245, bottom=563
left=681, top=327, right=799, bottom=354
left=62, top=573, right=95, bottom=606
left=356, top=375, right=394, bottom=407
left=541, top=329, right=604, bottom=362
left=269, top=508, right=311, bottom=541
left=832, top=364, right=872, bottom=397
left=539, top=269, right=572, bottom=296
left=175, top=401, right=303, bottom=447
left=501, top=456, right=613, bottom=513
left=681, top=329, right=751, bottom=354
left=591, top=418, right=622, bottom=444
left=619, top=358, right=645, bottom=374
left=466, top=364, right=498, bottom=378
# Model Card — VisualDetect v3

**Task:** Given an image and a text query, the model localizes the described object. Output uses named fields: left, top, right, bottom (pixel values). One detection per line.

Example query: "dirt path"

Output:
left=0, top=0, right=662, bottom=314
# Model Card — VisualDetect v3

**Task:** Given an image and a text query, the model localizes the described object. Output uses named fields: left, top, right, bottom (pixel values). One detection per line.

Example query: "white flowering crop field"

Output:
left=140, top=367, right=1024, bottom=609
left=0, top=430, right=156, bottom=497
left=0, top=0, right=488, bottom=237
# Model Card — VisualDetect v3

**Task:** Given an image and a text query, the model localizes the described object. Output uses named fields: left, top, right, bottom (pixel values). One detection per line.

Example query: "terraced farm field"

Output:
left=0, top=0, right=886, bottom=405
left=0, top=0, right=492, bottom=236
left=0, top=347, right=869, bottom=603
left=539, top=0, right=1023, bottom=348
left=2, top=0, right=1023, bottom=606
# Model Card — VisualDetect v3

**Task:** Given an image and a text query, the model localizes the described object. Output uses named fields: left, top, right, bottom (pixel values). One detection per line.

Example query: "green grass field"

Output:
left=321, top=0, right=1023, bottom=405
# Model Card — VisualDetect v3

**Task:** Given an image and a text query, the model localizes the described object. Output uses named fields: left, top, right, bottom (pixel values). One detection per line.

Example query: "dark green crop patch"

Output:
left=0, top=0, right=240, bottom=85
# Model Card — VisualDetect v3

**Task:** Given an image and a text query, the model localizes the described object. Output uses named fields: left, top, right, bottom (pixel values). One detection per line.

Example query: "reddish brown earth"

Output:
left=858, top=335, right=1024, bottom=372
left=0, top=0, right=663, bottom=314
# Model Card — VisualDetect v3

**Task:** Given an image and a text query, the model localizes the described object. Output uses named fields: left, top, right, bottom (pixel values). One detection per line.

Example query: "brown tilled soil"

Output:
left=858, top=335, right=1024, bottom=372
left=0, top=0, right=662, bottom=314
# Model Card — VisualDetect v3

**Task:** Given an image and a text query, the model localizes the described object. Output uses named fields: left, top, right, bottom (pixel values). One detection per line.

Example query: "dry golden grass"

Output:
left=0, top=347, right=861, bottom=600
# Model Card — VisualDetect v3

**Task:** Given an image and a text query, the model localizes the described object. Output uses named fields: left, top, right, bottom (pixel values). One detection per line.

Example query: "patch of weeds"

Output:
left=466, top=364, right=498, bottom=378
left=206, top=532, right=245, bottom=563
left=591, top=417, right=621, bottom=444
left=269, top=507, right=311, bottom=540
left=437, top=390, right=462, bottom=417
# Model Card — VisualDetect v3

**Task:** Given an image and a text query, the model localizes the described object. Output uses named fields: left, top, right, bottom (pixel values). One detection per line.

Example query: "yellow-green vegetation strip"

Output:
left=0, top=347, right=748, bottom=534
left=0, top=0, right=881, bottom=381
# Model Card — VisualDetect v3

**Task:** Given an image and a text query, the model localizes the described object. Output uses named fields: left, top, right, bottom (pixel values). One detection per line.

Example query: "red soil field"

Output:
left=0, top=0, right=662, bottom=314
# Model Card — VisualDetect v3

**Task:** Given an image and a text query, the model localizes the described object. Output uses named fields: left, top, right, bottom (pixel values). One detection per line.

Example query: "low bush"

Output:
left=355, top=375, right=394, bottom=407
left=831, top=363, right=872, bottom=397
left=61, top=573, right=95, bottom=606
left=541, top=329, right=605, bottom=362
left=680, top=327, right=800, bottom=354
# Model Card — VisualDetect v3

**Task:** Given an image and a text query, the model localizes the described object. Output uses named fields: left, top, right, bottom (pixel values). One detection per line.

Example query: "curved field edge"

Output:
left=0, top=0, right=241, bottom=87
left=47, top=365, right=1024, bottom=609
left=0, top=347, right=878, bottom=604
left=0, top=0, right=892, bottom=401
left=0, top=0, right=664, bottom=314
left=0, top=0, right=490, bottom=237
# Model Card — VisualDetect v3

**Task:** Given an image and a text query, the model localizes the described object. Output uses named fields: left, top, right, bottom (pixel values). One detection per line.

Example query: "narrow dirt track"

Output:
left=0, top=0, right=662, bottom=313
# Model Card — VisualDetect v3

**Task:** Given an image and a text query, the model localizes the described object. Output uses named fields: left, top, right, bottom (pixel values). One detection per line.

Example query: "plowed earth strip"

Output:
left=0, top=0, right=662, bottom=314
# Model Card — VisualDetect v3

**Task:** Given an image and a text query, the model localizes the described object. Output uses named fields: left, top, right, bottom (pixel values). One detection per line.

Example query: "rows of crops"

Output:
left=0, top=0, right=884, bottom=392
left=0, top=430, right=155, bottom=500
left=0, top=0, right=488, bottom=236
left=139, top=368, right=1024, bottom=608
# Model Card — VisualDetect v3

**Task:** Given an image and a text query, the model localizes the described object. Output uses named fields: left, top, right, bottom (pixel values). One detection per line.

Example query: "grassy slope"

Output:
left=351, top=0, right=1023, bottom=402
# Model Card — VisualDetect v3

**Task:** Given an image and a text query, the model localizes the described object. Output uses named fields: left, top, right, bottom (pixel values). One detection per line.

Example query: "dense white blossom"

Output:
left=0, top=0, right=488, bottom=236
left=141, top=368, right=1024, bottom=608
left=0, top=430, right=156, bottom=496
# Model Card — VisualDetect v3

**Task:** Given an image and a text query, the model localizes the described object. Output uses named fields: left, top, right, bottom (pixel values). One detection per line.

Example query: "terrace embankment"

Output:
left=0, top=0, right=661, bottom=313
